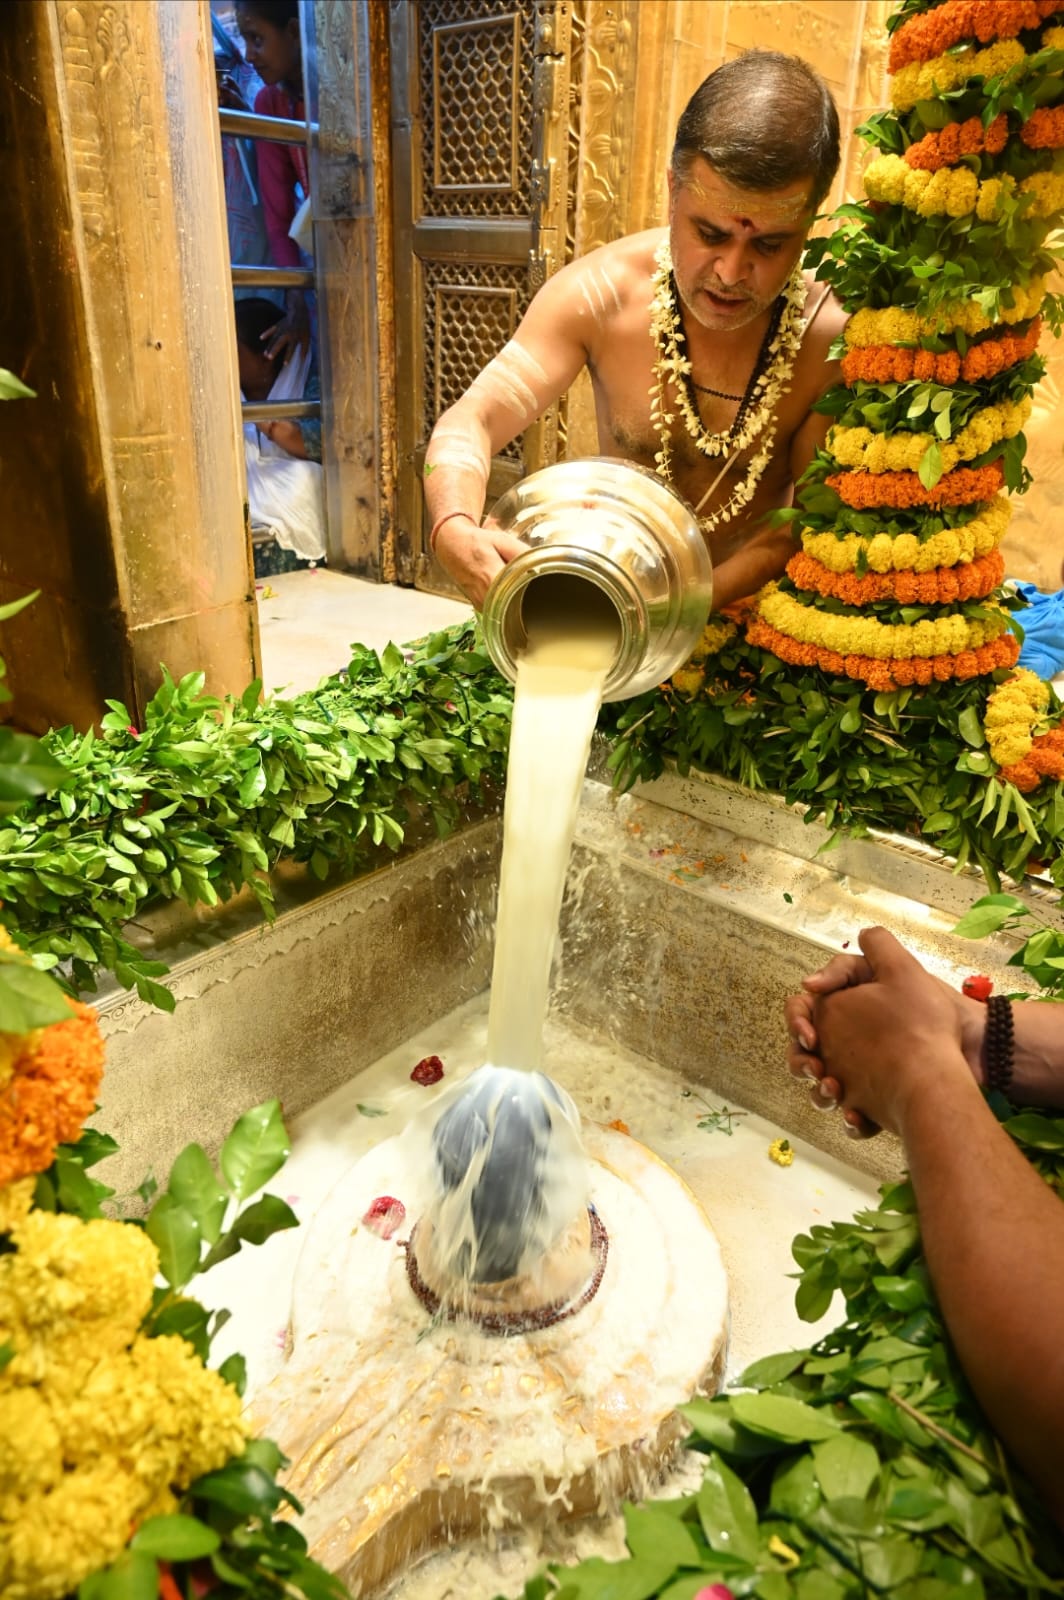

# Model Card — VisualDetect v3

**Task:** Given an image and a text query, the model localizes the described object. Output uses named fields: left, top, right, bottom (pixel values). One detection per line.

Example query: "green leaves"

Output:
left=697, top=1457, right=760, bottom=1563
left=599, top=645, right=1064, bottom=896
left=0, top=367, right=35, bottom=400
left=0, top=943, right=73, bottom=1030
left=130, top=1515, right=220, bottom=1560
left=135, top=1100, right=297, bottom=1301
left=0, top=727, right=67, bottom=813
left=728, top=1393, right=842, bottom=1443
left=146, top=1194, right=202, bottom=1288
left=0, top=620, right=513, bottom=1009
left=78, top=1550, right=158, bottom=1600
left=507, top=1105, right=1064, bottom=1600
left=220, top=1099, right=290, bottom=1199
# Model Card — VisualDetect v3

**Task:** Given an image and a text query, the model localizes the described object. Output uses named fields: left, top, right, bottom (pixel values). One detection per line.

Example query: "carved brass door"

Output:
left=389, top=0, right=572, bottom=590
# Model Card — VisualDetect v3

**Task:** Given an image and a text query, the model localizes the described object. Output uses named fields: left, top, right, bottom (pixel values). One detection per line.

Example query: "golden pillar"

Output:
left=0, top=0, right=255, bottom=734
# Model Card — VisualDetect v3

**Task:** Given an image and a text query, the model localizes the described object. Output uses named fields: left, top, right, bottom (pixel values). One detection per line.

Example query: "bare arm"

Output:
left=797, top=929, right=1064, bottom=1520
left=901, top=1060, right=1064, bottom=1523
left=423, top=259, right=600, bottom=606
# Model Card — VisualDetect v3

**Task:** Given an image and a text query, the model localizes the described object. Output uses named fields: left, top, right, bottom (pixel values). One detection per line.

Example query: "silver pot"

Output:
left=480, top=458, right=713, bottom=702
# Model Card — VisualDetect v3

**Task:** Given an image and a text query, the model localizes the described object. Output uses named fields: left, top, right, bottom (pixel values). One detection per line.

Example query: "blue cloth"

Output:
left=1014, top=581, right=1064, bottom=680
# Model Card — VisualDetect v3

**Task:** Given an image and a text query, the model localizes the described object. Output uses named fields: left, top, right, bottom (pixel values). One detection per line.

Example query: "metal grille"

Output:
left=422, top=259, right=530, bottom=461
left=419, top=0, right=535, bottom=216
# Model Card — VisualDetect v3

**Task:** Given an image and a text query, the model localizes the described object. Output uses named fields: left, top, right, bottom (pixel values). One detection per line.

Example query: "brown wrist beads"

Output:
left=984, top=994, right=1015, bottom=1096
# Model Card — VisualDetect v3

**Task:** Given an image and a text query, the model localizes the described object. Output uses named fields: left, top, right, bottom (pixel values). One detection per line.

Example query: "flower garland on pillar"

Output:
left=746, top=0, right=1064, bottom=693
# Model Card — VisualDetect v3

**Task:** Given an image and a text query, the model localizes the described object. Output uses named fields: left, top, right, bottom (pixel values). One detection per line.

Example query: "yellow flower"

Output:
left=670, top=666, right=706, bottom=696
left=59, top=1333, right=246, bottom=1480
left=891, top=40, right=1025, bottom=114
left=769, top=1138, right=794, bottom=1167
left=3, top=1465, right=142, bottom=1600
left=1020, top=170, right=1064, bottom=218
left=827, top=400, right=1031, bottom=476
left=758, top=587, right=1008, bottom=660
left=802, top=507, right=1013, bottom=577
left=863, top=155, right=978, bottom=217
left=0, top=1212, right=158, bottom=1385
left=984, top=669, right=1050, bottom=767
left=0, top=1179, right=34, bottom=1235
left=690, top=617, right=738, bottom=662
left=0, top=1388, right=61, bottom=1499
left=0, top=1212, right=249, bottom=1600
left=844, top=283, right=1046, bottom=347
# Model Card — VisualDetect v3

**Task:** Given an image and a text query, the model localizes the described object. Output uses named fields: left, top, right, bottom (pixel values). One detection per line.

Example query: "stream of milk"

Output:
left=425, top=576, right=621, bottom=1287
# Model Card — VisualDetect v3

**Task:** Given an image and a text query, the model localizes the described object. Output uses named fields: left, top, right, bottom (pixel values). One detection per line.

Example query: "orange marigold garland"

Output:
left=1021, top=105, right=1064, bottom=149
left=888, top=0, right=1059, bottom=72
left=841, top=318, right=1042, bottom=386
left=903, top=112, right=1008, bottom=171
left=827, top=461, right=1004, bottom=510
left=1000, top=726, right=1064, bottom=792
left=0, top=1000, right=104, bottom=1188
left=785, top=548, right=1005, bottom=606
left=746, top=616, right=1019, bottom=692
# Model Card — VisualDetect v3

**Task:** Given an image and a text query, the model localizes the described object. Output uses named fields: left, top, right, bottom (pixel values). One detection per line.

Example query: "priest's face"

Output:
left=667, top=156, right=813, bottom=332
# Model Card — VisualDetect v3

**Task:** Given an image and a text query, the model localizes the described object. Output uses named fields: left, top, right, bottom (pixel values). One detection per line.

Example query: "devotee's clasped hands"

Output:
left=784, top=927, right=986, bottom=1139
left=784, top=926, right=1064, bottom=1521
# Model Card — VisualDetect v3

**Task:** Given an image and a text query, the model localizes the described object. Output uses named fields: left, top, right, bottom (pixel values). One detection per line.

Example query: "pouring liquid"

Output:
left=427, top=576, right=621, bottom=1287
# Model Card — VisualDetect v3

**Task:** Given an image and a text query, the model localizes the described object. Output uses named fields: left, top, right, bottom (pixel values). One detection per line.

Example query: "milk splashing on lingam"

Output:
left=425, top=576, right=620, bottom=1289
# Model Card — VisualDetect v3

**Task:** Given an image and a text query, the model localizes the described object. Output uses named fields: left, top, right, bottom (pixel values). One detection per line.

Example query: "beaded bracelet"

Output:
left=428, top=510, right=477, bottom=552
left=984, top=994, right=1015, bottom=1096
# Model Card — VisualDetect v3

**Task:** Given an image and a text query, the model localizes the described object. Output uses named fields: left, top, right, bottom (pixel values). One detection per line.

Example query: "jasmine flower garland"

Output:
left=648, top=240, right=808, bottom=535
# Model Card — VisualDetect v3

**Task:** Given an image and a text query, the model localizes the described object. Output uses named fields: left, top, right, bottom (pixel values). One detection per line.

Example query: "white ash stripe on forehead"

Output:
left=468, top=341, right=550, bottom=419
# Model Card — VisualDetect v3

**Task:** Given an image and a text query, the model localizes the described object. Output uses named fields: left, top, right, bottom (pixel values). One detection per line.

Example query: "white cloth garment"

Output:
left=242, top=345, right=326, bottom=561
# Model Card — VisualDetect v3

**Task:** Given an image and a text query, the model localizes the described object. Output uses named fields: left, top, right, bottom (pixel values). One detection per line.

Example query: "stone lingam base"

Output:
left=249, top=1124, right=729, bottom=1596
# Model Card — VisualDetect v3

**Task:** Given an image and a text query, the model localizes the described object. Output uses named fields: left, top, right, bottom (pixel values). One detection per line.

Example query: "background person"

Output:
left=422, top=50, right=846, bottom=611
left=785, top=927, right=1064, bottom=1523
left=236, top=297, right=324, bottom=575
left=234, top=0, right=313, bottom=363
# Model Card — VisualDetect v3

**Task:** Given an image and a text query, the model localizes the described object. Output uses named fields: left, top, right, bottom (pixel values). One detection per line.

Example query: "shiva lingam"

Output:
left=251, top=462, right=729, bottom=1594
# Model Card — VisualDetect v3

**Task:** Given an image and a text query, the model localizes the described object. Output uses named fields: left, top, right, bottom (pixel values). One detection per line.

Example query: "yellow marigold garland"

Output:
left=891, top=39, right=1026, bottom=113
left=827, top=398, right=1031, bottom=475
left=756, top=583, right=1011, bottom=660
left=746, top=616, right=1019, bottom=691
left=844, top=280, right=1047, bottom=347
left=0, top=1211, right=248, bottom=1598
left=983, top=667, right=1051, bottom=768
left=799, top=497, right=1011, bottom=574
left=864, top=155, right=1064, bottom=221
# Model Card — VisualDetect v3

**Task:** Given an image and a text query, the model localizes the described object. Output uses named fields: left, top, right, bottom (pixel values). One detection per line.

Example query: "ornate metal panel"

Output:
left=429, top=12, right=525, bottom=200
left=390, top=0, right=573, bottom=591
left=424, top=261, right=526, bottom=462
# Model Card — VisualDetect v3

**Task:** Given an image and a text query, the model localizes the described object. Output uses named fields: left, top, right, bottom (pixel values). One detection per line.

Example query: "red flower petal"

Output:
left=362, top=1195, right=406, bottom=1238
left=411, top=1054, right=445, bottom=1086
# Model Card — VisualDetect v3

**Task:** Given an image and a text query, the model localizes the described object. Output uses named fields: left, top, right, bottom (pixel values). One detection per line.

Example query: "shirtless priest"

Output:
left=423, top=49, right=847, bottom=612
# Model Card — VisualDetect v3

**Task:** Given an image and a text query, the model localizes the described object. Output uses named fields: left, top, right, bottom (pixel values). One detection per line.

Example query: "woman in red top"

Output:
left=235, top=0, right=312, bottom=362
